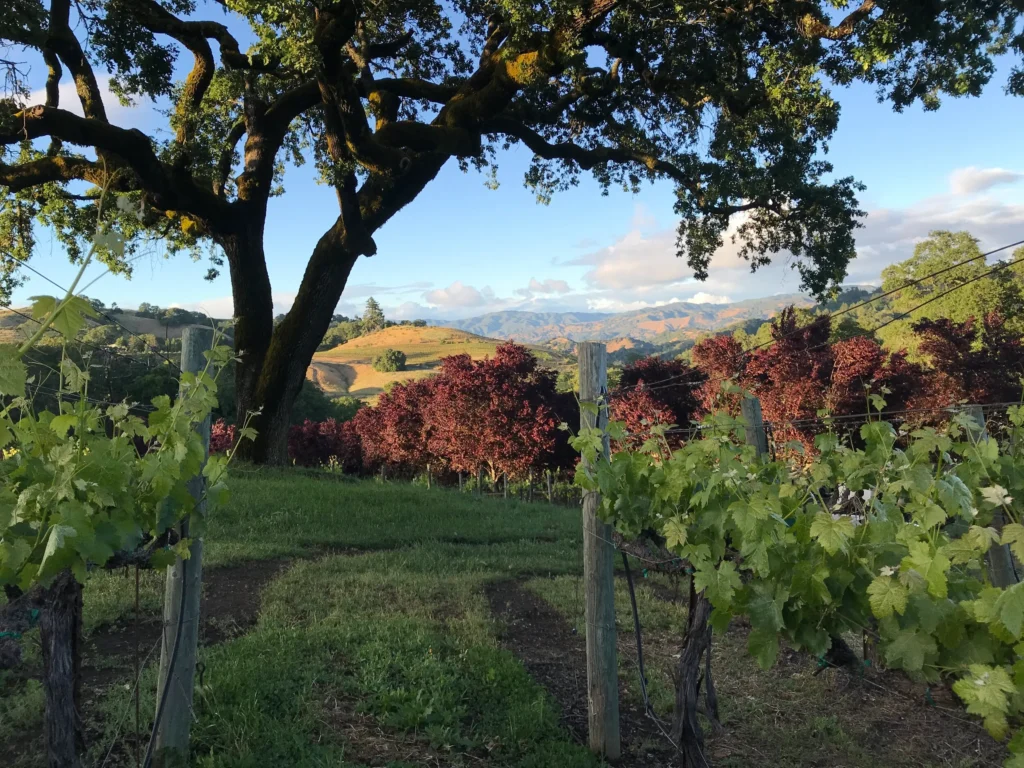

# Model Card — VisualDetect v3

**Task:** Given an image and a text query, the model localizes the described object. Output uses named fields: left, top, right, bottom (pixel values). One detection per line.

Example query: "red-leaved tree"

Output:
left=353, top=378, right=437, bottom=476
left=287, top=419, right=363, bottom=472
left=691, top=334, right=747, bottom=414
left=426, top=344, right=561, bottom=480
left=914, top=313, right=1024, bottom=408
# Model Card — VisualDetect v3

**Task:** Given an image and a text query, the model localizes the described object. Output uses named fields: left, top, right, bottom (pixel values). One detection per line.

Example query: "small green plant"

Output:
left=373, top=349, right=407, bottom=373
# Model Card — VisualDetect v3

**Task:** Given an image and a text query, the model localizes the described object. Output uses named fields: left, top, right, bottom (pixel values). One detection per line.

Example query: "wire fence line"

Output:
left=2, top=303, right=179, bottom=375
left=1, top=251, right=185, bottom=372
left=612, top=237, right=1024, bottom=397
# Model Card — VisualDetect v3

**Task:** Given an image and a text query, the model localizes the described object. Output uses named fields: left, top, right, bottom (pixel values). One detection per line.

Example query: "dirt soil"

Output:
left=487, top=578, right=1008, bottom=768
left=485, top=580, right=681, bottom=767
left=3, top=559, right=289, bottom=768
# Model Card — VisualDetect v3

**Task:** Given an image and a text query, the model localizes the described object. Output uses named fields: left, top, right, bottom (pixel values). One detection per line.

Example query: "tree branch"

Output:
left=215, top=119, right=246, bottom=197
left=129, top=0, right=217, bottom=147
left=0, top=105, right=229, bottom=223
left=366, top=31, right=414, bottom=60
left=47, top=0, right=108, bottom=122
left=0, top=155, right=103, bottom=191
left=484, top=115, right=686, bottom=181
left=235, top=80, right=320, bottom=201
left=368, top=77, right=459, bottom=104
left=375, top=121, right=481, bottom=157
left=797, top=0, right=878, bottom=40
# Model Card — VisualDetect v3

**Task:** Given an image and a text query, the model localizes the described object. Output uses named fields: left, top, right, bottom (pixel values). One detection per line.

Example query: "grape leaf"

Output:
left=663, top=517, right=688, bottom=552
left=902, top=541, right=950, bottom=599
left=810, top=513, right=855, bottom=555
left=867, top=576, right=908, bottom=619
left=748, top=629, right=779, bottom=670
left=693, top=560, right=741, bottom=609
left=996, top=583, right=1024, bottom=639
left=952, top=664, right=1015, bottom=739
left=1003, top=524, right=1024, bottom=563
left=884, top=627, right=937, bottom=672
left=0, top=349, right=27, bottom=397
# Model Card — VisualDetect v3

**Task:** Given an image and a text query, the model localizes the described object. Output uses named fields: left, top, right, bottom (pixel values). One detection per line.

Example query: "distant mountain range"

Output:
left=430, top=294, right=816, bottom=346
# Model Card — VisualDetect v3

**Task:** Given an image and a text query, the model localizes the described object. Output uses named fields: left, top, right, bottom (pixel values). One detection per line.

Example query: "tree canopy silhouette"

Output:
left=2, top=0, right=1021, bottom=461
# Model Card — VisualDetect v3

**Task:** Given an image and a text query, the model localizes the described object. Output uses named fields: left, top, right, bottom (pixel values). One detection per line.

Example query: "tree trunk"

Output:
left=40, top=569, right=83, bottom=768
left=672, top=581, right=712, bottom=768
left=226, top=218, right=358, bottom=464
left=223, top=153, right=450, bottom=464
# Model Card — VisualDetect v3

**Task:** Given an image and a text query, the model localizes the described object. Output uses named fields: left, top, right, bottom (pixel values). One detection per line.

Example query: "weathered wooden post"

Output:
left=578, top=342, right=621, bottom=760
left=152, top=326, right=213, bottom=768
left=741, top=396, right=768, bottom=458
left=546, top=469, right=553, bottom=504
left=503, top=473, right=508, bottom=499
left=964, top=405, right=1018, bottom=588
left=477, top=467, right=483, bottom=496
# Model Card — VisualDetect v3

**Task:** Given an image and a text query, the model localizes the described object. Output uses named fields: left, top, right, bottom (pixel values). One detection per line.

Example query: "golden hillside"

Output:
left=309, top=325, right=565, bottom=400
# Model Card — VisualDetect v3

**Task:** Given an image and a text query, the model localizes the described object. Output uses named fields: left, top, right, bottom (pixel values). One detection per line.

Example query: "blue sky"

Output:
left=9, top=41, right=1024, bottom=322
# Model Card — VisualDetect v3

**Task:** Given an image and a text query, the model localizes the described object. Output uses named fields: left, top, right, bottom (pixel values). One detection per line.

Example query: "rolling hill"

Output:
left=0, top=306, right=208, bottom=344
left=309, top=325, right=570, bottom=400
left=432, top=294, right=815, bottom=344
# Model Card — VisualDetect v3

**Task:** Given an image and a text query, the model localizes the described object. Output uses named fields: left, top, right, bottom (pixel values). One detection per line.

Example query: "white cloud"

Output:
left=516, top=277, right=571, bottom=297
left=631, top=203, right=657, bottom=231
left=424, top=281, right=492, bottom=308
left=688, top=292, right=731, bottom=304
left=949, top=167, right=1024, bottom=195
left=27, top=75, right=155, bottom=125
left=568, top=193, right=1024, bottom=303
left=178, top=292, right=297, bottom=319
left=344, top=281, right=433, bottom=298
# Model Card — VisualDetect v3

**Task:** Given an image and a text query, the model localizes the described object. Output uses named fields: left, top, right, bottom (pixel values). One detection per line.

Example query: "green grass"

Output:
left=2, top=471, right=1005, bottom=768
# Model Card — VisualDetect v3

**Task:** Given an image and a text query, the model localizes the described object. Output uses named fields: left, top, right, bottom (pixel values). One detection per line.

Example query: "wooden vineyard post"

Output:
left=741, top=396, right=768, bottom=458
left=503, top=473, right=508, bottom=499
left=458, top=472, right=463, bottom=492
left=153, top=326, right=213, bottom=768
left=547, top=469, right=553, bottom=504
left=477, top=467, right=483, bottom=496
left=964, top=405, right=1018, bottom=588
left=578, top=342, right=621, bottom=760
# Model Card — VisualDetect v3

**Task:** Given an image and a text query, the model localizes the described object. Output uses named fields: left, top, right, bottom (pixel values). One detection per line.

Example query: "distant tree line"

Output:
left=318, top=298, right=427, bottom=352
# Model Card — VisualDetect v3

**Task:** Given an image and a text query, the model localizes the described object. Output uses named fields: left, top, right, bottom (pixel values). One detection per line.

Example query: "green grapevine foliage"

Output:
left=572, top=398, right=1024, bottom=765
left=0, top=203, right=248, bottom=591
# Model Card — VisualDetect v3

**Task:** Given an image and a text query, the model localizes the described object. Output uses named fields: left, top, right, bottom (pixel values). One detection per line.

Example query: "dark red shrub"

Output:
left=426, top=343, right=562, bottom=479
left=353, top=378, right=437, bottom=475
left=617, top=356, right=704, bottom=427
left=609, top=384, right=678, bottom=449
left=914, top=312, right=1024, bottom=408
left=210, top=419, right=237, bottom=454
left=691, top=334, right=746, bottom=414
left=287, top=418, right=363, bottom=472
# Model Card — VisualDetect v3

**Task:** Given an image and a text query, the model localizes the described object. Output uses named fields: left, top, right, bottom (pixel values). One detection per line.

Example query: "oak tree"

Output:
left=2, top=0, right=1020, bottom=462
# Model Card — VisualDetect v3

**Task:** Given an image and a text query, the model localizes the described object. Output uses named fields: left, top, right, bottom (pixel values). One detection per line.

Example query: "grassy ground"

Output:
left=1, top=470, right=1005, bottom=767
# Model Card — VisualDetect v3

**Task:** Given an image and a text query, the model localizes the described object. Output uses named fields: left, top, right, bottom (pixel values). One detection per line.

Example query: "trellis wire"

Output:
left=1, top=252, right=183, bottom=372
left=613, top=237, right=1024, bottom=397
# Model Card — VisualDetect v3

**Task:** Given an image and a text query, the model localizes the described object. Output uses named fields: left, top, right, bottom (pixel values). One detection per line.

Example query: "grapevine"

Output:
left=572, top=393, right=1024, bottom=767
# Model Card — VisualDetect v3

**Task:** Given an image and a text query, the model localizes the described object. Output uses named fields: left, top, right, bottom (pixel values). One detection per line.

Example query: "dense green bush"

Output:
left=372, top=349, right=407, bottom=372
left=331, top=396, right=364, bottom=422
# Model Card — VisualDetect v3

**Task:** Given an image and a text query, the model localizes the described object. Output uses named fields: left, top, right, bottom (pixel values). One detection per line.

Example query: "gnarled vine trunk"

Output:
left=40, top=569, right=83, bottom=768
left=673, top=581, right=716, bottom=768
